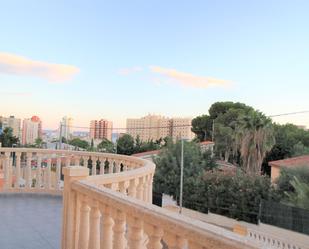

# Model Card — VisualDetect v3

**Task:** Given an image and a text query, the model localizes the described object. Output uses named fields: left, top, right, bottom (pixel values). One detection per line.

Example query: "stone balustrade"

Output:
left=0, top=148, right=144, bottom=194
left=246, top=228, right=306, bottom=249
left=0, top=148, right=257, bottom=249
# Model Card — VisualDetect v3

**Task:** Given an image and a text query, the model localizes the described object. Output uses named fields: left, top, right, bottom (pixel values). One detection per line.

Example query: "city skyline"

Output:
left=1, top=1, right=309, bottom=129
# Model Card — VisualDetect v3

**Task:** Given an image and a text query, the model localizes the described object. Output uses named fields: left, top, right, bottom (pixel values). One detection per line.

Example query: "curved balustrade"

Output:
left=0, top=148, right=258, bottom=249
left=0, top=148, right=147, bottom=195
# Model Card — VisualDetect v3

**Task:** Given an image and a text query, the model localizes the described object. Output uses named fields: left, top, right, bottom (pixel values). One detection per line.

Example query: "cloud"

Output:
left=0, top=92, right=32, bottom=96
left=118, top=66, right=142, bottom=75
left=149, top=66, right=230, bottom=89
left=0, top=52, right=79, bottom=82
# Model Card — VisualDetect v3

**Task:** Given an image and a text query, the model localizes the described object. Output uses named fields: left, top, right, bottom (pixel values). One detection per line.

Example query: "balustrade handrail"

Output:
left=0, top=148, right=149, bottom=195
left=71, top=179, right=254, bottom=249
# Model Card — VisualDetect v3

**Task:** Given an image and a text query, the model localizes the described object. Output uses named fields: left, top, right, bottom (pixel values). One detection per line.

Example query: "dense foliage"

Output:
left=97, top=138, right=115, bottom=153
left=264, top=123, right=309, bottom=163
left=153, top=140, right=217, bottom=206
left=192, top=101, right=275, bottom=174
left=153, top=139, right=278, bottom=223
left=276, top=166, right=309, bottom=200
left=0, top=127, right=19, bottom=147
left=116, top=134, right=165, bottom=155
left=202, top=171, right=276, bottom=223
left=68, top=138, right=90, bottom=149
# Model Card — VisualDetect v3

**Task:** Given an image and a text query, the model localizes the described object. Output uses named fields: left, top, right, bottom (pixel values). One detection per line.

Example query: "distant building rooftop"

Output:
left=269, top=155, right=309, bottom=168
left=200, top=140, right=215, bottom=145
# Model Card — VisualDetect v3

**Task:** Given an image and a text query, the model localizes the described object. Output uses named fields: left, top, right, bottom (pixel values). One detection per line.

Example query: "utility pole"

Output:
left=179, top=138, right=184, bottom=214
left=59, top=123, right=62, bottom=150
left=212, top=119, right=215, bottom=142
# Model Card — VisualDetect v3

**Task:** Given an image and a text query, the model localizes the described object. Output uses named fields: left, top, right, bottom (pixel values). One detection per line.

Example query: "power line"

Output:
left=268, top=110, right=309, bottom=117
left=49, top=110, right=309, bottom=132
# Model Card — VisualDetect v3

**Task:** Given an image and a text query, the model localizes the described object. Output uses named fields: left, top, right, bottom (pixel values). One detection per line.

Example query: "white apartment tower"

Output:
left=60, top=116, right=73, bottom=140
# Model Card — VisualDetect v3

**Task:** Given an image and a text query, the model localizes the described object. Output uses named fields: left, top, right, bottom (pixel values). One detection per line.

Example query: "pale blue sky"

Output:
left=0, top=0, right=309, bottom=129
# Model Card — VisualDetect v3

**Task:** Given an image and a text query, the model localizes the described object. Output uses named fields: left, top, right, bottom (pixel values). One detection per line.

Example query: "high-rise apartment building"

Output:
left=31, top=116, right=42, bottom=138
left=0, top=116, right=21, bottom=138
left=90, top=119, right=113, bottom=141
left=126, top=115, right=194, bottom=141
left=60, top=116, right=73, bottom=140
left=22, top=118, right=39, bottom=145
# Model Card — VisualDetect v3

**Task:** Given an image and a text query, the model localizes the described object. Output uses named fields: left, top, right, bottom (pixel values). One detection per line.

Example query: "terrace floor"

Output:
left=0, top=194, right=62, bottom=249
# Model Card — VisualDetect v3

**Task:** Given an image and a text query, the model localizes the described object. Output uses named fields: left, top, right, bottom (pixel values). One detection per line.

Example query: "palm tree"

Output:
left=237, top=111, right=275, bottom=174
left=285, top=176, right=309, bottom=209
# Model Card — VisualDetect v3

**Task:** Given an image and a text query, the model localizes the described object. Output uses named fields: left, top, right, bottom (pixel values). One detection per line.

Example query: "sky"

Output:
left=1, top=0, right=309, bottom=130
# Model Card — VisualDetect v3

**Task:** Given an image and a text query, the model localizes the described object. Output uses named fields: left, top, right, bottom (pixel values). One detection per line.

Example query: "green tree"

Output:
left=276, top=166, right=309, bottom=200
left=97, top=138, right=115, bottom=153
left=237, top=111, right=275, bottom=174
left=285, top=177, right=309, bottom=209
left=0, top=127, right=19, bottom=147
left=35, top=137, right=43, bottom=148
left=202, top=171, right=276, bottom=223
left=117, top=134, right=135, bottom=155
left=68, top=138, right=89, bottom=149
left=153, top=140, right=217, bottom=205
left=191, top=115, right=213, bottom=141
left=265, top=123, right=309, bottom=162
left=292, top=142, right=309, bottom=156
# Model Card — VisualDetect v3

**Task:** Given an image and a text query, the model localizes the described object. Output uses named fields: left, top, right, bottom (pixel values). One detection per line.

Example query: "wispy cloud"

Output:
left=118, top=66, right=142, bottom=75
left=0, top=92, right=32, bottom=96
left=0, top=52, right=79, bottom=82
left=149, top=66, right=230, bottom=89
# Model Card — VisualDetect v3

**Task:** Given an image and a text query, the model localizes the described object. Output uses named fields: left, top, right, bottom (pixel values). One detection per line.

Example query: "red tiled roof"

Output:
left=269, top=155, right=309, bottom=168
left=200, top=141, right=214, bottom=145
left=132, top=150, right=160, bottom=157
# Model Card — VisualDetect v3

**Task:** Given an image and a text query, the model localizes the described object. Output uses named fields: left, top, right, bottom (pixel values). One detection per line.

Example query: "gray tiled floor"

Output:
left=0, top=194, right=62, bottom=249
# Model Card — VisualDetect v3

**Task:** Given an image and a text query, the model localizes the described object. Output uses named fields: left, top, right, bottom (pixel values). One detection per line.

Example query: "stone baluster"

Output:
left=8, top=156, right=13, bottom=188
left=83, top=156, right=88, bottom=167
left=26, top=152, right=32, bottom=189
left=127, top=216, right=144, bottom=249
left=143, top=175, right=149, bottom=202
left=62, top=166, right=89, bottom=249
left=145, top=224, right=164, bottom=249
left=136, top=177, right=144, bottom=201
left=56, top=157, right=61, bottom=190
left=164, top=233, right=186, bottom=249
left=115, top=161, right=121, bottom=173
left=99, top=204, right=114, bottom=249
left=66, top=156, right=71, bottom=167
left=123, top=163, right=128, bottom=171
left=148, top=174, right=153, bottom=204
left=109, top=160, right=114, bottom=174
left=46, top=157, right=52, bottom=189
left=15, top=152, right=21, bottom=189
left=36, top=153, right=42, bottom=189
left=88, top=201, right=101, bottom=249
left=99, top=158, right=105, bottom=175
left=70, top=155, right=76, bottom=166
left=112, top=209, right=127, bottom=249
left=128, top=178, right=137, bottom=198
left=119, top=181, right=126, bottom=194
left=3, top=152, right=10, bottom=189
left=91, top=157, right=97, bottom=176
left=78, top=195, right=90, bottom=249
